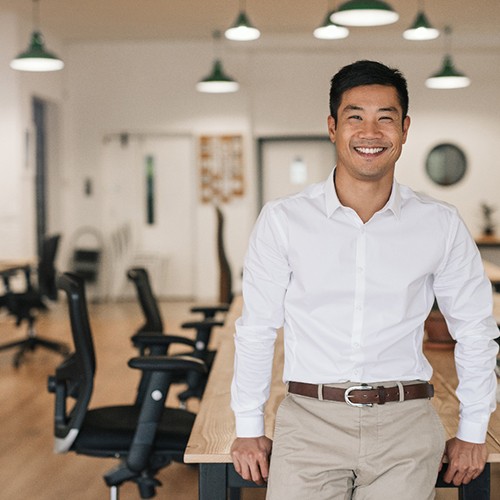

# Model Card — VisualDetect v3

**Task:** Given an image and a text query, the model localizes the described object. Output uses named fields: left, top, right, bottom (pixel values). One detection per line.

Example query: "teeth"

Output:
left=356, top=147, right=384, bottom=154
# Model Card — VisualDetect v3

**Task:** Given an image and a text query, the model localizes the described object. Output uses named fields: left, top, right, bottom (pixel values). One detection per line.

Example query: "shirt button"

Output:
left=353, top=343, right=360, bottom=349
left=357, top=266, right=364, bottom=273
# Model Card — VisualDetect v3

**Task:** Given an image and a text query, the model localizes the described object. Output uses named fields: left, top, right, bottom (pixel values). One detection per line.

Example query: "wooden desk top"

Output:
left=184, top=296, right=500, bottom=464
left=0, top=259, right=32, bottom=275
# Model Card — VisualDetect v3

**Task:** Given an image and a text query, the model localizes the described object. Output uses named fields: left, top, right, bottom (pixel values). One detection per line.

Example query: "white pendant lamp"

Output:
left=403, top=1, right=439, bottom=41
left=225, top=0, right=260, bottom=41
left=10, top=0, right=64, bottom=72
left=196, top=32, right=240, bottom=93
left=314, top=1, right=349, bottom=40
left=426, top=27, right=470, bottom=89
left=330, top=0, right=399, bottom=27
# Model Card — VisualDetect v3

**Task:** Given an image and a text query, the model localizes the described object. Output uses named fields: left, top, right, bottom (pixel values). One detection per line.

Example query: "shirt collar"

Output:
left=324, top=167, right=402, bottom=219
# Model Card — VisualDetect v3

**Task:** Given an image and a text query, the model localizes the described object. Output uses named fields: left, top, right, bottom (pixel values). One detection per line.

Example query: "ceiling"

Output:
left=1, top=0, right=499, bottom=48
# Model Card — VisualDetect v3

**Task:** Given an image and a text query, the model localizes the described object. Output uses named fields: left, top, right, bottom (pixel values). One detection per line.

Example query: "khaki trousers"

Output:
left=266, top=390, right=446, bottom=500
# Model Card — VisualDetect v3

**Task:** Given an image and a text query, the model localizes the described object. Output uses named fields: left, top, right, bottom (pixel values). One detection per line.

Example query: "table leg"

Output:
left=199, top=463, right=228, bottom=500
left=459, top=463, right=490, bottom=500
left=436, top=463, right=490, bottom=500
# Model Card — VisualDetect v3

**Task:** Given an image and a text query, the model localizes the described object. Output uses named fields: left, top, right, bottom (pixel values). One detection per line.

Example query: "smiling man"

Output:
left=230, top=60, right=498, bottom=500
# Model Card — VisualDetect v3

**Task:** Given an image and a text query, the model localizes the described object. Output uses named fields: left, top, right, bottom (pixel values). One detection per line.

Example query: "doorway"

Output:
left=101, top=134, right=196, bottom=299
left=33, top=97, right=62, bottom=259
left=257, top=136, right=335, bottom=211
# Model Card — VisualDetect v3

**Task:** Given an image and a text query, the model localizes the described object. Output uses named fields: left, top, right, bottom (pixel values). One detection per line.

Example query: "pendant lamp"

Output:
left=331, top=0, right=399, bottom=27
left=225, top=0, right=260, bottom=41
left=426, top=27, right=470, bottom=89
left=196, top=32, right=239, bottom=93
left=403, top=1, right=439, bottom=40
left=10, top=0, right=64, bottom=72
left=314, top=1, right=349, bottom=40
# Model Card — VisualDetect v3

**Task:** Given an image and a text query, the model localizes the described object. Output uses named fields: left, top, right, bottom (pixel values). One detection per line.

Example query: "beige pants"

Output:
left=266, top=391, right=446, bottom=500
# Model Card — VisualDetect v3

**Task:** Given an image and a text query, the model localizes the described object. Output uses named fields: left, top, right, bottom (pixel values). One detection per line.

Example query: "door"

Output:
left=101, top=134, right=195, bottom=299
left=258, top=136, right=335, bottom=209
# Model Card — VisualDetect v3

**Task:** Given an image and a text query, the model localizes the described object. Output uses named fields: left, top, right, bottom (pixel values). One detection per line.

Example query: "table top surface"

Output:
left=184, top=296, right=500, bottom=464
left=0, top=259, right=32, bottom=274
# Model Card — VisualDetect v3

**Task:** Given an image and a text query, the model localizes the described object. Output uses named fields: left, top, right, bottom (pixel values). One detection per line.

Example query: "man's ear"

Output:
left=402, top=115, right=411, bottom=144
left=327, top=115, right=336, bottom=143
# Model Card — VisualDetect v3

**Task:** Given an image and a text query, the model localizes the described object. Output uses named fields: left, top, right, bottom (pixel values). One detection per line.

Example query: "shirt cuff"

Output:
left=235, top=415, right=265, bottom=438
left=456, top=418, right=489, bottom=444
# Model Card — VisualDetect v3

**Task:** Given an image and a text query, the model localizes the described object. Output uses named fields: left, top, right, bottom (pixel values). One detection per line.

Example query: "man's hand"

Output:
left=230, top=436, right=273, bottom=485
left=440, top=437, right=488, bottom=485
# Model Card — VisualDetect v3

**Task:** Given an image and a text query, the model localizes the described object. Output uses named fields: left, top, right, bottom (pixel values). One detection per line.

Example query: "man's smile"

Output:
left=353, top=146, right=387, bottom=157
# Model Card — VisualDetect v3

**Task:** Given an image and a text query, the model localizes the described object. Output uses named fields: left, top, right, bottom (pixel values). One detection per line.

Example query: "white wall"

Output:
left=1, top=16, right=499, bottom=300
left=0, top=12, right=65, bottom=261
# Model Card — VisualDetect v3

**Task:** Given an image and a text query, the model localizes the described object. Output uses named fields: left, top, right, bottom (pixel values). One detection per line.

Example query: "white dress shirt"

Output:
left=231, top=169, right=499, bottom=443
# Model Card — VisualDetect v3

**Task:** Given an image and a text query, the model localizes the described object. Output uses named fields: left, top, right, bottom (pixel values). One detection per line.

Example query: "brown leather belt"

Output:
left=288, top=381, right=434, bottom=407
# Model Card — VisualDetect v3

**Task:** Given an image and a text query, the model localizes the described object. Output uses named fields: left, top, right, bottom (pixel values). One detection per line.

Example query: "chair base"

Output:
left=0, top=330, right=70, bottom=368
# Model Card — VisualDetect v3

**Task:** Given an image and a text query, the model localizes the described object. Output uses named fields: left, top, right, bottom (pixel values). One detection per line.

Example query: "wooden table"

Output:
left=0, top=260, right=32, bottom=276
left=184, top=296, right=500, bottom=499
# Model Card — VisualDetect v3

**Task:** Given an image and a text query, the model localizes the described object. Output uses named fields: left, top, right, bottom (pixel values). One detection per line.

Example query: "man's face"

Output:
left=328, top=84, right=410, bottom=183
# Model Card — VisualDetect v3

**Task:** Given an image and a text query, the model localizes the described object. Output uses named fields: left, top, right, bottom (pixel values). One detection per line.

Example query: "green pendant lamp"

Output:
left=225, top=0, right=260, bottom=41
left=196, top=32, right=239, bottom=93
left=403, top=1, right=439, bottom=40
left=10, top=0, right=64, bottom=72
left=331, top=0, right=399, bottom=27
left=426, top=27, right=470, bottom=89
left=196, top=59, right=240, bottom=93
left=314, top=1, right=349, bottom=40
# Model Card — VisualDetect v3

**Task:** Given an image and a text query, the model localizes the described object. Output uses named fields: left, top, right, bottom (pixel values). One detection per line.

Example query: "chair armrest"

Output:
left=128, top=355, right=206, bottom=373
left=131, top=333, right=196, bottom=349
left=181, top=318, right=224, bottom=330
left=190, top=304, right=230, bottom=318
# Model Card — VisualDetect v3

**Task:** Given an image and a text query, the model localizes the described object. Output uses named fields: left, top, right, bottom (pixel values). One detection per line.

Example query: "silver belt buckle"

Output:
left=344, top=384, right=373, bottom=407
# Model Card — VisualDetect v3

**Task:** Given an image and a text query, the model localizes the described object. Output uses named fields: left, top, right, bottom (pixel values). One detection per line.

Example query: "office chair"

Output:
left=189, top=205, right=233, bottom=320
left=0, top=234, right=69, bottom=367
left=127, top=267, right=221, bottom=405
left=48, top=272, right=206, bottom=500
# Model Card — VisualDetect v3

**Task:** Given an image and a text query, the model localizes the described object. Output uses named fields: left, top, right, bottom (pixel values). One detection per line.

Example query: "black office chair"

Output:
left=48, top=272, right=206, bottom=500
left=0, top=234, right=69, bottom=367
left=189, top=205, right=233, bottom=320
left=127, top=267, right=221, bottom=405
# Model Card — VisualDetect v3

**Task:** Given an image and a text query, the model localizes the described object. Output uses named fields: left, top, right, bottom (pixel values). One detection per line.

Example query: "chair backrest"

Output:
left=38, top=234, right=61, bottom=300
left=127, top=267, right=164, bottom=332
left=215, top=206, right=233, bottom=305
left=51, top=272, right=96, bottom=452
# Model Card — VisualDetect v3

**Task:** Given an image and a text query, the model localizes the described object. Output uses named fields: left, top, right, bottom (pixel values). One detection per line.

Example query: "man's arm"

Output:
left=230, top=203, right=290, bottom=483
left=231, top=436, right=273, bottom=485
left=440, top=437, right=488, bottom=485
left=433, top=214, right=498, bottom=484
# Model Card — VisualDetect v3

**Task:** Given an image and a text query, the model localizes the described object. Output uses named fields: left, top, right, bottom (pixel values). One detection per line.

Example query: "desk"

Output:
left=185, top=296, right=500, bottom=499
left=0, top=260, right=31, bottom=276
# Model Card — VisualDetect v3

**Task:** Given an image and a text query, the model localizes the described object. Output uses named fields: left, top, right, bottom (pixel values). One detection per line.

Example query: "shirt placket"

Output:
left=351, top=224, right=366, bottom=381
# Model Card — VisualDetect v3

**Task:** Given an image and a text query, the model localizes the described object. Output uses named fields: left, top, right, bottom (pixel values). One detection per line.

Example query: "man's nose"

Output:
left=359, top=120, right=383, bottom=138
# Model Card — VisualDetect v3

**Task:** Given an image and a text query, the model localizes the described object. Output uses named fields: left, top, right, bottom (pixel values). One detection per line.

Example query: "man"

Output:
left=230, top=60, right=499, bottom=499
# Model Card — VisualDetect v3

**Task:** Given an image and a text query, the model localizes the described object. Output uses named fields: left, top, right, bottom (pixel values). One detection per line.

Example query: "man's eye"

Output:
left=349, top=115, right=362, bottom=120
left=380, top=116, right=394, bottom=122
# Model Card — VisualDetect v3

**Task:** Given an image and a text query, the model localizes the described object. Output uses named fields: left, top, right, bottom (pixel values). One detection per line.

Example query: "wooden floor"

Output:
left=0, top=297, right=498, bottom=499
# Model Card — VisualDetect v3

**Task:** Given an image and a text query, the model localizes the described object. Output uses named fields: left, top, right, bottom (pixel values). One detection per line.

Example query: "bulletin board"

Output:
left=199, top=135, right=244, bottom=203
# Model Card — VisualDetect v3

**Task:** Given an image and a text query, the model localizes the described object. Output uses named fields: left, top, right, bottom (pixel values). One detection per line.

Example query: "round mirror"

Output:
left=425, top=143, right=467, bottom=186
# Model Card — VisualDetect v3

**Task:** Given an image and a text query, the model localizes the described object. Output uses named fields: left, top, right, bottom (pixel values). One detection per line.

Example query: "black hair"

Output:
left=329, top=60, right=409, bottom=126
